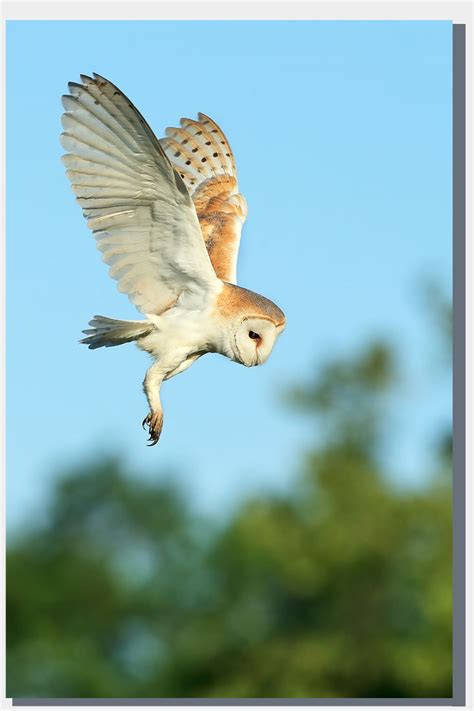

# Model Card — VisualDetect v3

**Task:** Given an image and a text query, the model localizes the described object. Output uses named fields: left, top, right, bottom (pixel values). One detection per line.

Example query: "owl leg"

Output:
left=142, top=363, right=165, bottom=446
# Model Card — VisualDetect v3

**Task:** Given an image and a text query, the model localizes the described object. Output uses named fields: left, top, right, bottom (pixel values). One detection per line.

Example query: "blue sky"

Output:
left=7, top=20, right=452, bottom=533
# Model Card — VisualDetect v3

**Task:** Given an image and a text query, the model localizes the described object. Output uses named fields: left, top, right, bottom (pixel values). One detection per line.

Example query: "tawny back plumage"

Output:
left=161, top=113, right=247, bottom=284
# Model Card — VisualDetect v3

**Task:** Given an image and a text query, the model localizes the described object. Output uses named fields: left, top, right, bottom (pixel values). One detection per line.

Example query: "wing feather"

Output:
left=161, top=113, right=247, bottom=284
left=61, top=73, right=220, bottom=316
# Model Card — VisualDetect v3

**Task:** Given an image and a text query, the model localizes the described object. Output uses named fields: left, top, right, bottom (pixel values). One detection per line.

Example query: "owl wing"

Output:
left=61, top=74, right=220, bottom=316
left=160, top=114, right=248, bottom=285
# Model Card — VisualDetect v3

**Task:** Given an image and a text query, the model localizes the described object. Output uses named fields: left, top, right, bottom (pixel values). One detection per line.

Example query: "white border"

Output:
left=1, top=2, right=471, bottom=710
left=0, top=1, right=472, bottom=22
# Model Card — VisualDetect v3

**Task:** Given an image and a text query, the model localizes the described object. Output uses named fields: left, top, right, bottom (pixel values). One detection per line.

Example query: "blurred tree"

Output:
left=7, top=333, right=452, bottom=698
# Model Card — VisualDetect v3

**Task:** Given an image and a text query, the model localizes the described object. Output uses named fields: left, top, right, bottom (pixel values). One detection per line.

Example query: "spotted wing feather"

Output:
left=161, top=113, right=247, bottom=284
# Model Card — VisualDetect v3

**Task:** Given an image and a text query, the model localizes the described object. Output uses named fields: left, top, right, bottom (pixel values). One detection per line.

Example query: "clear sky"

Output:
left=7, top=20, right=452, bottom=533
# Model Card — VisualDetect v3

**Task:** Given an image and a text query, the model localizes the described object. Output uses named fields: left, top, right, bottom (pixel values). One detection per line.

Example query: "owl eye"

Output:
left=249, top=331, right=260, bottom=340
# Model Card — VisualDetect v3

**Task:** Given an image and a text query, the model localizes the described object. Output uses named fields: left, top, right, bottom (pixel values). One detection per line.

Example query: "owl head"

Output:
left=215, top=283, right=286, bottom=367
left=232, top=315, right=286, bottom=367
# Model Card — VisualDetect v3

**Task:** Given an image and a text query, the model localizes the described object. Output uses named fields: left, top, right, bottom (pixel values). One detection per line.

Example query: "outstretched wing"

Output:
left=161, top=113, right=247, bottom=284
left=61, top=74, right=220, bottom=316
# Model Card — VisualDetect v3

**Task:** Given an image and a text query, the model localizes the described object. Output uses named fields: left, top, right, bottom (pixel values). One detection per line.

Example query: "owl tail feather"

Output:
left=80, top=315, right=154, bottom=350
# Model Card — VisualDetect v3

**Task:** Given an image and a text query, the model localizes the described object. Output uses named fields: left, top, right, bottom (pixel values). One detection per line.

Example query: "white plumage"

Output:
left=61, top=74, right=285, bottom=444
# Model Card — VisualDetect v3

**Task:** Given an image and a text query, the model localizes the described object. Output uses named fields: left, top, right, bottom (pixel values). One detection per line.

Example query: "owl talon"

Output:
left=142, top=411, right=163, bottom=446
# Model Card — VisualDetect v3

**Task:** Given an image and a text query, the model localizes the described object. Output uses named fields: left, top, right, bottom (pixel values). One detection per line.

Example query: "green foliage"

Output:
left=7, top=337, right=452, bottom=699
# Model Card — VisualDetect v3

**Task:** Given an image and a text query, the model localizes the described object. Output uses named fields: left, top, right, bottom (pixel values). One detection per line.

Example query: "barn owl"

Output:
left=61, top=73, right=286, bottom=445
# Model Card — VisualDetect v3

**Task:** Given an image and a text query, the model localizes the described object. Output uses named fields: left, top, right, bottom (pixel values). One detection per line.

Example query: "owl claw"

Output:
left=142, top=411, right=163, bottom=446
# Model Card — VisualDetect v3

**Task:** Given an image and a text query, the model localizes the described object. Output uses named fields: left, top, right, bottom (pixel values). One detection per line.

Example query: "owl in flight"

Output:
left=61, top=74, right=286, bottom=445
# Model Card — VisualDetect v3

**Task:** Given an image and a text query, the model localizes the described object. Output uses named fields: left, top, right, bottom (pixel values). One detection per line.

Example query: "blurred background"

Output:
left=7, top=21, right=452, bottom=698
